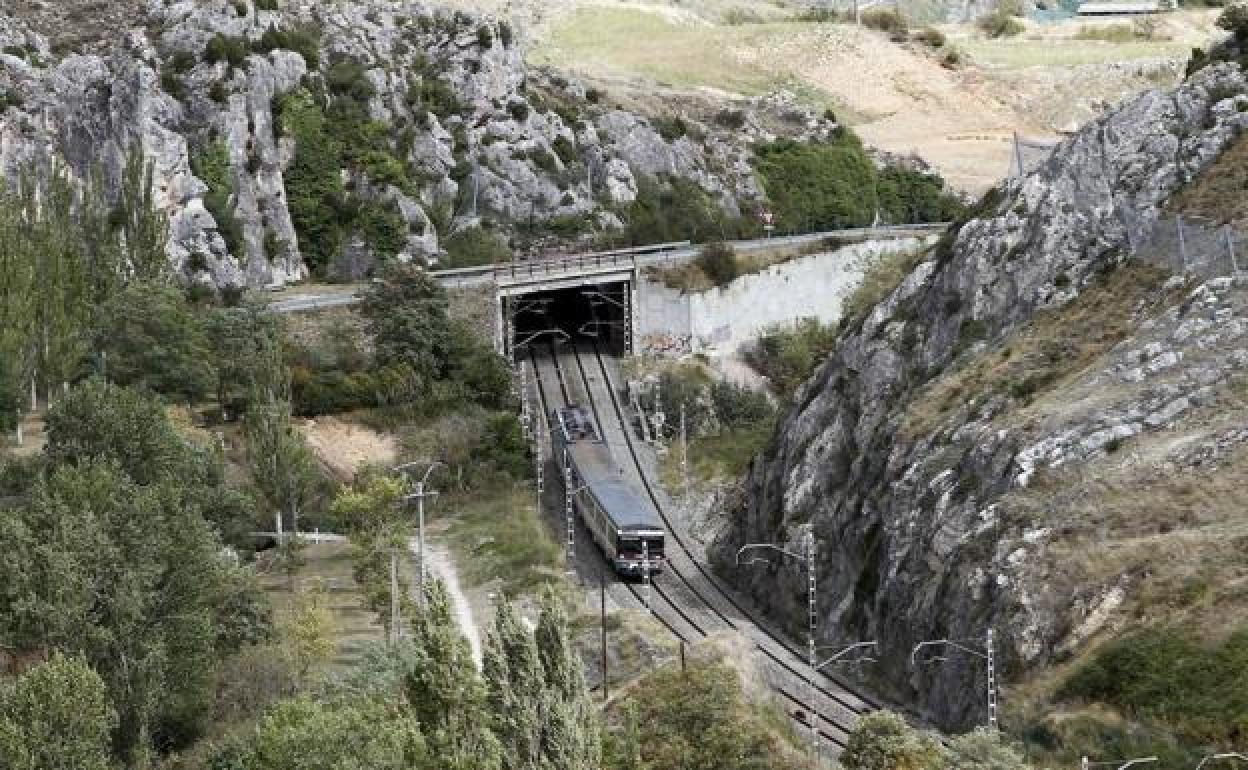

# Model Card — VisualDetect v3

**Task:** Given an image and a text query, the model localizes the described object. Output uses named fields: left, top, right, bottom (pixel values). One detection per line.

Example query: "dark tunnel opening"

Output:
left=508, top=280, right=630, bottom=358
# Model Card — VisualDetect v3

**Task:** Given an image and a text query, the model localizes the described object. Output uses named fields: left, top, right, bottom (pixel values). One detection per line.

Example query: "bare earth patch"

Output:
left=297, top=416, right=397, bottom=482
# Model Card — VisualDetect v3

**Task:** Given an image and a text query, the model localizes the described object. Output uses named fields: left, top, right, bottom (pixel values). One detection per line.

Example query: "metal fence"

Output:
left=1133, top=214, right=1247, bottom=280
left=1008, top=133, right=1062, bottom=181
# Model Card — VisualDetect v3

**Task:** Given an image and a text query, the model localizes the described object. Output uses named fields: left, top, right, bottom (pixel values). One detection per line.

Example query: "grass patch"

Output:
left=436, top=484, right=564, bottom=596
left=960, top=38, right=1190, bottom=69
left=255, top=541, right=382, bottom=671
left=1165, top=131, right=1248, bottom=225
left=903, top=261, right=1174, bottom=437
left=840, top=246, right=931, bottom=323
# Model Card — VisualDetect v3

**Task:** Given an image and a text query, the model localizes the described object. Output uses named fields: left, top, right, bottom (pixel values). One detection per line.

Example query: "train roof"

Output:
left=567, top=440, right=665, bottom=534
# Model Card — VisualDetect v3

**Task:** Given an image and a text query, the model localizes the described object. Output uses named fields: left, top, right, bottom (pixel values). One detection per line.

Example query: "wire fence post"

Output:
left=680, top=402, right=689, bottom=510
left=807, top=533, right=819, bottom=758
left=600, top=576, right=609, bottom=701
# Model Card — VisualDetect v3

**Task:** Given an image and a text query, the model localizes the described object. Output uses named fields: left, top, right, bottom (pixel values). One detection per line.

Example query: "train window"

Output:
left=645, top=536, right=664, bottom=556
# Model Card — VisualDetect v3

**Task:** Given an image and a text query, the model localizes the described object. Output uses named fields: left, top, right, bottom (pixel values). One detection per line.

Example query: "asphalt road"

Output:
left=268, top=224, right=947, bottom=315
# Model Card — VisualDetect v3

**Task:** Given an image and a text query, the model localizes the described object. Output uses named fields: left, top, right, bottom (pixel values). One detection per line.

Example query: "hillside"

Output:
left=0, top=0, right=852, bottom=289
left=714, top=58, right=1248, bottom=760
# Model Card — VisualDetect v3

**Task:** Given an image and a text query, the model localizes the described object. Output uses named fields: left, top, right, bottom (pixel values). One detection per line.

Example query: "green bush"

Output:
left=442, top=226, right=512, bottom=268
left=326, top=60, right=376, bottom=102
left=695, top=241, right=740, bottom=287
left=191, top=139, right=245, bottom=256
left=255, top=23, right=321, bottom=67
left=552, top=135, right=579, bottom=166
left=653, top=115, right=688, bottom=141
left=746, top=318, right=839, bottom=399
left=978, top=9, right=1025, bottom=37
left=256, top=0, right=278, bottom=9
left=205, top=34, right=249, bottom=68
left=356, top=200, right=408, bottom=261
left=621, top=175, right=757, bottom=246
left=754, top=136, right=876, bottom=232
left=715, top=109, right=748, bottom=129
left=915, top=26, right=947, bottom=47
left=476, top=23, right=494, bottom=48
left=276, top=88, right=346, bottom=273
left=1058, top=628, right=1248, bottom=745
left=877, top=167, right=966, bottom=223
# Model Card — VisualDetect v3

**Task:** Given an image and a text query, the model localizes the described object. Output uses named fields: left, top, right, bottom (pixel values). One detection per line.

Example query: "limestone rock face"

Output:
left=0, top=0, right=783, bottom=288
left=714, top=63, right=1248, bottom=729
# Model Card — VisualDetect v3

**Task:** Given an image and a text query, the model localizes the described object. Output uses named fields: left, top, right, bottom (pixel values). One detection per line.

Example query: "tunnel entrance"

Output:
left=504, top=279, right=632, bottom=361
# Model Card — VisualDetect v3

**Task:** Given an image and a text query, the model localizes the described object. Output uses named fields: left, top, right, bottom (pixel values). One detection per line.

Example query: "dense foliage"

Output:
left=754, top=135, right=963, bottom=234
left=695, top=241, right=741, bottom=287
left=0, top=381, right=272, bottom=762
left=603, top=659, right=808, bottom=770
left=619, top=175, right=760, bottom=246
left=1057, top=628, right=1248, bottom=747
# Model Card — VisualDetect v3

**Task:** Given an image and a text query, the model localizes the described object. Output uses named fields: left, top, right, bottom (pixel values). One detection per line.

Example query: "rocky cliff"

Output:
left=714, top=62, right=1248, bottom=729
left=0, top=0, right=832, bottom=288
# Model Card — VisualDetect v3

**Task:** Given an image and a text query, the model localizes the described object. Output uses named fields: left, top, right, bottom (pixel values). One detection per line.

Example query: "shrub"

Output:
left=622, top=175, right=757, bottom=246
left=255, top=23, right=321, bottom=67
left=915, top=25, right=946, bottom=47
left=715, top=109, right=748, bottom=129
left=326, top=60, right=376, bottom=102
left=356, top=200, right=408, bottom=260
left=442, top=226, right=511, bottom=268
left=695, top=241, right=740, bottom=287
left=585, top=87, right=605, bottom=103
left=653, top=115, right=689, bottom=141
left=862, top=8, right=909, bottom=38
left=754, top=136, right=877, bottom=231
left=551, top=135, right=579, bottom=166
left=204, top=33, right=249, bottom=68
left=499, top=20, right=514, bottom=47
left=191, top=139, right=245, bottom=256
left=1217, top=1, right=1248, bottom=40
left=841, top=711, right=946, bottom=770
left=978, top=8, right=1025, bottom=37
left=746, top=318, right=840, bottom=398
left=507, top=100, right=530, bottom=122
left=168, top=49, right=196, bottom=73
left=256, top=0, right=278, bottom=9
left=476, top=23, right=494, bottom=48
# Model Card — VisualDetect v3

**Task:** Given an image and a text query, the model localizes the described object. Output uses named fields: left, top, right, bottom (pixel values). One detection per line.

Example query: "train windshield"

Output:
left=618, top=534, right=664, bottom=558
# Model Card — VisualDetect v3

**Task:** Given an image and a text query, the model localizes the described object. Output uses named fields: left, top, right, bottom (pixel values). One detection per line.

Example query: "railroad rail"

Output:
left=526, top=340, right=878, bottom=754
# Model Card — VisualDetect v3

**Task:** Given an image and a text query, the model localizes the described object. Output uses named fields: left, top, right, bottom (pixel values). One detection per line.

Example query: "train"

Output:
left=551, top=404, right=666, bottom=578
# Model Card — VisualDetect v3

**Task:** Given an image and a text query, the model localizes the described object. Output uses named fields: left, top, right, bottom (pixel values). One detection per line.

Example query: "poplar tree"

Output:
left=534, top=590, right=602, bottom=770
left=483, top=600, right=545, bottom=770
left=244, top=393, right=321, bottom=536
left=404, top=579, right=503, bottom=770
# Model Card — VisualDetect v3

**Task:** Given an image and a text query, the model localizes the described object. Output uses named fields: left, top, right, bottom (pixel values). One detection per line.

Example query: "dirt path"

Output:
left=410, top=538, right=485, bottom=666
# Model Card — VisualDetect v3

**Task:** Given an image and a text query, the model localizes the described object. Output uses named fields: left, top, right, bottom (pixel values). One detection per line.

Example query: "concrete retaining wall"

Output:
left=637, top=236, right=935, bottom=356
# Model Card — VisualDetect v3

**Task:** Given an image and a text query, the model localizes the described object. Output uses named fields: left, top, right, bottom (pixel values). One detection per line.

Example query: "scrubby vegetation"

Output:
left=617, top=175, right=760, bottom=246
left=441, top=225, right=513, bottom=268
left=746, top=318, right=840, bottom=399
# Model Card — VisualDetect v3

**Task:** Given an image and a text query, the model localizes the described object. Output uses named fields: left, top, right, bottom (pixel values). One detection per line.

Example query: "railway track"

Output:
left=525, top=339, right=868, bottom=753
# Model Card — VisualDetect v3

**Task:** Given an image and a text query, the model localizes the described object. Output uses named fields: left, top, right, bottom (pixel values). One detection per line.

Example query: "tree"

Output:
left=947, top=728, right=1029, bottom=770
left=359, top=262, right=454, bottom=376
left=534, top=591, right=601, bottom=770
left=483, top=601, right=546, bottom=770
left=244, top=393, right=322, bottom=536
left=45, top=377, right=218, bottom=487
left=0, top=652, right=117, bottom=770
left=278, top=586, right=336, bottom=679
left=91, top=282, right=214, bottom=401
left=118, top=142, right=171, bottom=283
left=221, top=697, right=427, bottom=770
left=404, top=579, right=503, bottom=770
left=0, top=460, right=237, bottom=760
left=840, top=711, right=947, bottom=770
left=204, top=305, right=287, bottom=416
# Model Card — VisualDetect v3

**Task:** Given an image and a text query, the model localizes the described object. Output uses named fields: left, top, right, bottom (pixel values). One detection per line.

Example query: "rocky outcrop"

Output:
left=713, top=63, right=1248, bottom=729
left=0, top=0, right=805, bottom=288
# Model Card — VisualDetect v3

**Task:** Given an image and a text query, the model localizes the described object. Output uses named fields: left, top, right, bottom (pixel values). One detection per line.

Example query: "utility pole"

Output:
left=600, top=576, right=609, bottom=701
left=1225, top=224, right=1239, bottom=274
left=680, top=402, right=689, bottom=510
left=806, top=533, right=818, bottom=756
left=911, top=629, right=1001, bottom=729
left=563, top=447, right=576, bottom=576
left=395, top=462, right=442, bottom=609
left=642, top=538, right=652, bottom=615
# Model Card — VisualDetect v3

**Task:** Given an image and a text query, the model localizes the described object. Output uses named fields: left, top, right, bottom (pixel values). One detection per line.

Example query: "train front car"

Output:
left=552, top=405, right=667, bottom=579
